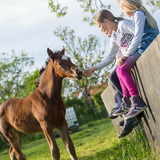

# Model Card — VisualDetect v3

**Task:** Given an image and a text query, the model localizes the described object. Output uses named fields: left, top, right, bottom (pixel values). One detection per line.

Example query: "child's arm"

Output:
left=120, top=20, right=135, bottom=34
left=124, top=10, right=146, bottom=57
left=84, top=40, right=119, bottom=77
left=96, top=40, right=119, bottom=69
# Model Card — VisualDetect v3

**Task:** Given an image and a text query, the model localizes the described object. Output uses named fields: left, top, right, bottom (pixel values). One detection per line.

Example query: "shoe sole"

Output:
left=109, top=115, right=118, bottom=119
left=124, top=105, right=147, bottom=120
left=118, top=126, right=134, bottom=138
left=112, top=110, right=128, bottom=116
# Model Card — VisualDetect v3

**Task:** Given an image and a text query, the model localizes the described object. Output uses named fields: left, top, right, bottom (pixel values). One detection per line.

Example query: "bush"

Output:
left=65, top=96, right=107, bottom=125
left=92, top=90, right=104, bottom=107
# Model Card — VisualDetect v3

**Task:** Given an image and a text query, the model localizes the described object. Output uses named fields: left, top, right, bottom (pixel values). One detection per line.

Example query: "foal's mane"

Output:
left=35, top=59, right=49, bottom=89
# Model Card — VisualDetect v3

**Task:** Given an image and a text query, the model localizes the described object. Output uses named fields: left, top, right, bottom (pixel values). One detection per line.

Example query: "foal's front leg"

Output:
left=57, top=120, right=77, bottom=160
left=40, top=121, right=60, bottom=160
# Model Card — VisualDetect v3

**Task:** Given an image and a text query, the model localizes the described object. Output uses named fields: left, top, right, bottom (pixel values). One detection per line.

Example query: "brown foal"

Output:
left=0, top=48, right=83, bottom=160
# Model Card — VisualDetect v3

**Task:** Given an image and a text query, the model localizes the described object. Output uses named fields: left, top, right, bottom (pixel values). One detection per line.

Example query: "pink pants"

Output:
left=116, top=52, right=141, bottom=97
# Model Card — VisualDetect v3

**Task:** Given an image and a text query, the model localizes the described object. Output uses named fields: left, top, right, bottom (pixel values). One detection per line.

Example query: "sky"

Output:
left=0, top=0, right=160, bottom=71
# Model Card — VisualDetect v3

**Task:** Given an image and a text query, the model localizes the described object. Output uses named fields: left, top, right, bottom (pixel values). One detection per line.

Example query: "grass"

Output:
left=0, top=118, right=159, bottom=160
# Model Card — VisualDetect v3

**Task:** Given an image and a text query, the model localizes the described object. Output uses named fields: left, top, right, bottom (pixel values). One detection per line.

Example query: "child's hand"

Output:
left=107, top=73, right=111, bottom=79
left=131, top=66, right=134, bottom=71
left=83, top=67, right=96, bottom=77
left=118, top=56, right=128, bottom=66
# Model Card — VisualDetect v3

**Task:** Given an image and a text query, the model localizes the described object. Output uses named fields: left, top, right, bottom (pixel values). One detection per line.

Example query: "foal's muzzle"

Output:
left=72, top=67, right=83, bottom=80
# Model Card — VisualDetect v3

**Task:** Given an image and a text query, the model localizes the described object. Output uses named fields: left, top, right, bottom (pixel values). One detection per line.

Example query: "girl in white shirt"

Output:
left=84, top=9, right=136, bottom=116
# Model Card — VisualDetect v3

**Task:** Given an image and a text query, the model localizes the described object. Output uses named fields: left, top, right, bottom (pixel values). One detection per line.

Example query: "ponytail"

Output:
left=115, top=17, right=125, bottom=21
left=95, top=9, right=125, bottom=24
left=140, top=6, right=157, bottom=29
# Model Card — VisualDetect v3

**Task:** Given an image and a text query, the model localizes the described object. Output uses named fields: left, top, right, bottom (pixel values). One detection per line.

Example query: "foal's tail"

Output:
left=0, top=131, right=9, bottom=144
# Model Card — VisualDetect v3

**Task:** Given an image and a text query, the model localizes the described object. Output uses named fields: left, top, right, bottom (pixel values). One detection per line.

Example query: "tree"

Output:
left=48, top=0, right=160, bottom=25
left=54, top=26, right=113, bottom=105
left=147, top=0, right=160, bottom=12
left=0, top=50, right=34, bottom=104
left=21, top=70, right=40, bottom=98
left=48, top=0, right=110, bottom=25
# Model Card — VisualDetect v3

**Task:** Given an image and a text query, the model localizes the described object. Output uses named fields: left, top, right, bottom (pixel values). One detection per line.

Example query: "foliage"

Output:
left=147, top=0, right=160, bottom=12
left=75, top=0, right=111, bottom=26
left=92, top=89, right=105, bottom=107
left=65, top=97, right=85, bottom=108
left=48, top=0, right=110, bottom=26
left=48, top=0, right=160, bottom=25
left=21, top=70, right=40, bottom=98
left=0, top=51, right=34, bottom=104
left=64, top=97, right=107, bottom=125
left=48, top=0, right=68, bottom=18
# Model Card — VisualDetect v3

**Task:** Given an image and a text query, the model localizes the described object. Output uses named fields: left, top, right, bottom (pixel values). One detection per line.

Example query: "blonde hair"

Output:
left=95, top=9, right=124, bottom=25
left=118, top=0, right=157, bottom=29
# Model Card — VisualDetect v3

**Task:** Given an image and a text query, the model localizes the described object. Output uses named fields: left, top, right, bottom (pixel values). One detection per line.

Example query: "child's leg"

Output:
left=116, top=52, right=146, bottom=119
left=125, top=95, right=146, bottom=119
left=117, top=76, right=131, bottom=97
left=108, top=80, right=122, bottom=119
left=113, top=52, right=140, bottom=117
left=115, top=92, right=122, bottom=106
left=116, top=52, right=141, bottom=97
left=109, top=67, right=123, bottom=96
left=112, top=96, right=131, bottom=116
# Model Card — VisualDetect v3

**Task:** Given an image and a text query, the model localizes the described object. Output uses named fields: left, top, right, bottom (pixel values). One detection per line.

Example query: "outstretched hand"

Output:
left=83, top=66, right=96, bottom=77
left=118, top=56, right=128, bottom=66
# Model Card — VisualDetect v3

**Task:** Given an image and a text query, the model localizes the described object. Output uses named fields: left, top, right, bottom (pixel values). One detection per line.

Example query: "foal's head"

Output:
left=47, top=48, right=83, bottom=80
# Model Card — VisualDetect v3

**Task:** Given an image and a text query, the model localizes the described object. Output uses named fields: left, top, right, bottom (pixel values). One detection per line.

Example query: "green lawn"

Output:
left=0, top=118, right=159, bottom=160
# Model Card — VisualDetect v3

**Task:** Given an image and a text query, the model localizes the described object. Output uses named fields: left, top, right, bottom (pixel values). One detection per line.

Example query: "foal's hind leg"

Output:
left=57, top=120, right=77, bottom=160
left=9, top=132, right=24, bottom=160
left=40, top=121, right=60, bottom=160
left=2, top=128, right=26, bottom=160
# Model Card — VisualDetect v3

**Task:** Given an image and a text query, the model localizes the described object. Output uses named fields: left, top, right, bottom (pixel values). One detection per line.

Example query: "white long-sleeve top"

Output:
left=125, top=10, right=146, bottom=57
left=96, top=20, right=135, bottom=69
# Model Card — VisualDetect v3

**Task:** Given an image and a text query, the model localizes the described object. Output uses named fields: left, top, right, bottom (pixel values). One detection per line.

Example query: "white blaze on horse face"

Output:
left=61, top=55, right=68, bottom=61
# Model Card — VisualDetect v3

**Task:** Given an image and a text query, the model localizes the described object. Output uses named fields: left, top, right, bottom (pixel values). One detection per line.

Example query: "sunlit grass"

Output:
left=0, top=118, right=159, bottom=160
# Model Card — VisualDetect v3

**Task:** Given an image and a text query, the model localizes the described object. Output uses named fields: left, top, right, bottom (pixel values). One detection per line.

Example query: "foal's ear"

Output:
left=47, top=48, right=54, bottom=59
left=61, top=48, right=65, bottom=55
